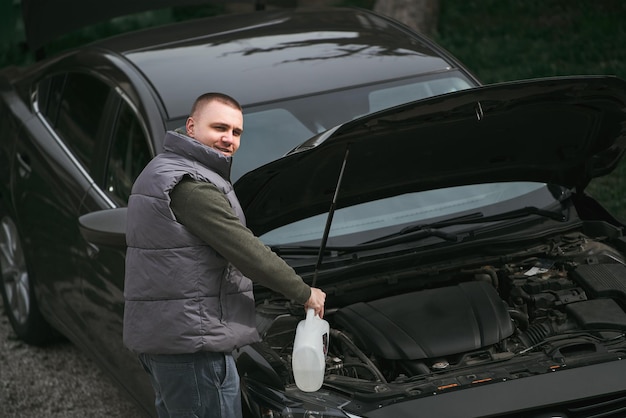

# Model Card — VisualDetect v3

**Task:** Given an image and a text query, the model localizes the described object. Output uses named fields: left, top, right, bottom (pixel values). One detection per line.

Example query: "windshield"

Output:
left=259, top=182, right=559, bottom=246
left=231, top=71, right=473, bottom=181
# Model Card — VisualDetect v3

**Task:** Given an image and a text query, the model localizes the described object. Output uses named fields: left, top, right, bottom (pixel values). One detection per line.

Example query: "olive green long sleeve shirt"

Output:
left=169, top=176, right=311, bottom=304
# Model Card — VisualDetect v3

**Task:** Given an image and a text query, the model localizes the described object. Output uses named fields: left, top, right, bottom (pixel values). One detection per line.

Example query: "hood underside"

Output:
left=235, top=76, right=626, bottom=235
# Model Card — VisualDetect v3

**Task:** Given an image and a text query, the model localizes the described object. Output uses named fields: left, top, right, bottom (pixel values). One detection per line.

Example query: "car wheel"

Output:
left=0, top=215, right=56, bottom=345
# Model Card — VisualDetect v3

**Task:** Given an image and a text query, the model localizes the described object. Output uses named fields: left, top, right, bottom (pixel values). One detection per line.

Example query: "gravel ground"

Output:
left=0, top=298, right=145, bottom=417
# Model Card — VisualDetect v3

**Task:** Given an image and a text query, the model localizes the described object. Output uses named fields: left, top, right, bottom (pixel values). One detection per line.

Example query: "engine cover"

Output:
left=334, top=281, right=514, bottom=360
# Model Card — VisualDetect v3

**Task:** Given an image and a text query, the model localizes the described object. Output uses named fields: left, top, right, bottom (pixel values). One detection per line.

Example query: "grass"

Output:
left=435, top=0, right=626, bottom=83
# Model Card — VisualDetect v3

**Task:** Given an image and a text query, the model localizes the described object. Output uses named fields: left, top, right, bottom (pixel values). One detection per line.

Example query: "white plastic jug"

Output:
left=292, top=308, right=329, bottom=392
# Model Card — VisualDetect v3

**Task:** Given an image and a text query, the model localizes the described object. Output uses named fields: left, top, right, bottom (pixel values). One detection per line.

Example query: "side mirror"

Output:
left=78, top=207, right=127, bottom=247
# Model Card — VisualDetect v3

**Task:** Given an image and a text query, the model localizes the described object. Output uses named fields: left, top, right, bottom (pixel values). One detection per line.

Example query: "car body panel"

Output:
left=122, top=10, right=463, bottom=120
left=78, top=188, right=155, bottom=410
left=364, top=360, right=626, bottom=418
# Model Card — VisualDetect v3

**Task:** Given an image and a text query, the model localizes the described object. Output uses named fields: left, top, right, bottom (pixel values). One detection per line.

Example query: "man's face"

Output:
left=185, top=100, right=243, bottom=157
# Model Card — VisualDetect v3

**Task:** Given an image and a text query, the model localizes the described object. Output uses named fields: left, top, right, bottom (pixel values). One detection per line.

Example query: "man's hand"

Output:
left=305, top=287, right=326, bottom=318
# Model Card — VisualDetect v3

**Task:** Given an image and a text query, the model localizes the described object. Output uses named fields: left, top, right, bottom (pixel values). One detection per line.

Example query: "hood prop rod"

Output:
left=312, top=145, right=350, bottom=288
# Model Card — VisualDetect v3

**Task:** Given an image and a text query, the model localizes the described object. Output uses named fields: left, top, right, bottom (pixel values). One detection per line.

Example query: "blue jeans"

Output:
left=139, top=352, right=242, bottom=418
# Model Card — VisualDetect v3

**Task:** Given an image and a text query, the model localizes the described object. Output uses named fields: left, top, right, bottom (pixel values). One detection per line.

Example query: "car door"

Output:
left=14, top=71, right=114, bottom=336
left=77, top=94, right=155, bottom=409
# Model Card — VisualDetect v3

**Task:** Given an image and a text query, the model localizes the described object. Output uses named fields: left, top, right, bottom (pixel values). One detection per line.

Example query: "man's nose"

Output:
left=221, top=131, right=234, bottom=142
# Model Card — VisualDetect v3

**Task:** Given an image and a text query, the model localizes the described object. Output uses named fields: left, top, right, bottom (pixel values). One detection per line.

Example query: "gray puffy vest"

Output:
left=123, top=131, right=260, bottom=354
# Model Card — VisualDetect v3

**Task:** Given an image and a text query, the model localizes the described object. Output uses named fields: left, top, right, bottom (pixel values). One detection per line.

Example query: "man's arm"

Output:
left=169, top=177, right=323, bottom=312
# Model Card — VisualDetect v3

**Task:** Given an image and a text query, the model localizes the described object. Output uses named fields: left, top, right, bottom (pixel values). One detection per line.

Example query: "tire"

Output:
left=0, top=215, right=57, bottom=345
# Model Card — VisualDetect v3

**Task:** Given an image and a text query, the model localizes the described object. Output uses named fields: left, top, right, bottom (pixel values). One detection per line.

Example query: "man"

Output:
left=123, top=92, right=326, bottom=418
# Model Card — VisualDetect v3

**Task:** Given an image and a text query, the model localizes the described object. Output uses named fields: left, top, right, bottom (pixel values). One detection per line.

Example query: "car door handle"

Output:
left=85, top=242, right=100, bottom=259
left=16, top=152, right=32, bottom=178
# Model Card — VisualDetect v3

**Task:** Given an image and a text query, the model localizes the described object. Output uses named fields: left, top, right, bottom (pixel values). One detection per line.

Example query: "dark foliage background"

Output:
left=1, top=0, right=624, bottom=220
left=433, top=0, right=626, bottom=222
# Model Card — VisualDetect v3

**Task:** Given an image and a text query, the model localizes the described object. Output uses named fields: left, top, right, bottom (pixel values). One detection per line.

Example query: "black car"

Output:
left=3, top=4, right=626, bottom=418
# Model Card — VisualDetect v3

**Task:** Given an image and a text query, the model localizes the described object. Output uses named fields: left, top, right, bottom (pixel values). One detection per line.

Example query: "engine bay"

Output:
left=256, top=231, right=626, bottom=398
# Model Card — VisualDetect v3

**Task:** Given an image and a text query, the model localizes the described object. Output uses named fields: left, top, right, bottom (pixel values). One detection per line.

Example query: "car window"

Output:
left=38, top=72, right=111, bottom=172
left=369, top=77, right=473, bottom=113
left=235, top=109, right=314, bottom=177
left=232, top=72, right=473, bottom=182
left=105, top=100, right=151, bottom=205
left=36, top=75, right=65, bottom=123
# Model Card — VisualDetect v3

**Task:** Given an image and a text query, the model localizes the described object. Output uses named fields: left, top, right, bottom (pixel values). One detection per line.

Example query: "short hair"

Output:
left=190, top=92, right=242, bottom=117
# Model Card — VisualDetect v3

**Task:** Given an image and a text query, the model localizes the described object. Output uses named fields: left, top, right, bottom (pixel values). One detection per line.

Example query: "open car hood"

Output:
left=236, top=76, right=626, bottom=236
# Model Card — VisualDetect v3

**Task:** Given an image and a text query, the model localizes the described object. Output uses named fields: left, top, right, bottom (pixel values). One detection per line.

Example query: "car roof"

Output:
left=87, top=8, right=468, bottom=121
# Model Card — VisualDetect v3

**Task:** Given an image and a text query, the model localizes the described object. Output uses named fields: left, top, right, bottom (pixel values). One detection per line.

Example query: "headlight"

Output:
left=245, top=382, right=363, bottom=418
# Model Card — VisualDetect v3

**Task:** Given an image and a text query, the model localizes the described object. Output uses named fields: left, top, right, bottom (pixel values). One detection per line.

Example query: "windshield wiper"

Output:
left=271, top=227, right=459, bottom=256
left=273, top=222, right=462, bottom=255
left=339, top=205, right=566, bottom=252
left=271, top=206, right=566, bottom=256
left=470, top=206, right=567, bottom=223
left=398, top=206, right=566, bottom=236
left=349, top=212, right=483, bottom=250
left=364, top=206, right=566, bottom=247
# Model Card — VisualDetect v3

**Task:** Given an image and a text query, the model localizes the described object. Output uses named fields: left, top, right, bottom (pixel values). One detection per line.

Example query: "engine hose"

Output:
left=508, top=309, right=529, bottom=331
left=519, top=322, right=553, bottom=348
left=330, top=329, right=387, bottom=383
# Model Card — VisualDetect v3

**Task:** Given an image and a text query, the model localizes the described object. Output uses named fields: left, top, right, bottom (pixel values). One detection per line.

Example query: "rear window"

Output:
left=38, top=72, right=111, bottom=172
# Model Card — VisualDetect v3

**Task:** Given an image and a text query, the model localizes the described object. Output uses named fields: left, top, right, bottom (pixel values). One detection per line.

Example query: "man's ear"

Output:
left=185, top=117, right=194, bottom=137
